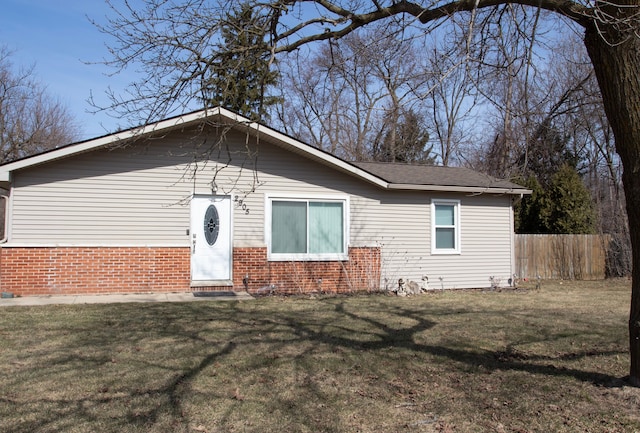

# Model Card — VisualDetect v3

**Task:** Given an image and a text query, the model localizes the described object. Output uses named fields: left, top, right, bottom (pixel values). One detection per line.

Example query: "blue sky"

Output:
left=0, top=1, right=135, bottom=139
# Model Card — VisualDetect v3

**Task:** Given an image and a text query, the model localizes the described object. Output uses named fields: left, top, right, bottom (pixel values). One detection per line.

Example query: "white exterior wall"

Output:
left=348, top=186, right=514, bottom=290
left=7, top=126, right=515, bottom=289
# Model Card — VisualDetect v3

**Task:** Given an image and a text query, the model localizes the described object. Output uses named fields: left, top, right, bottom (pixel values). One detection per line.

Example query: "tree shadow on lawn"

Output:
left=303, top=300, right=625, bottom=386
left=2, top=299, right=628, bottom=432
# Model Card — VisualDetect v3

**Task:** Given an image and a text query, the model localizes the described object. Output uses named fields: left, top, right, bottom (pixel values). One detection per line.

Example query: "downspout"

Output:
left=510, top=194, right=523, bottom=283
left=0, top=193, right=7, bottom=295
left=0, top=193, right=8, bottom=244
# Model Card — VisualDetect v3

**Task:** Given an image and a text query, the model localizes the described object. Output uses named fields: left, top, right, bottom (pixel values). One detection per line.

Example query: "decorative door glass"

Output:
left=204, top=205, right=219, bottom=246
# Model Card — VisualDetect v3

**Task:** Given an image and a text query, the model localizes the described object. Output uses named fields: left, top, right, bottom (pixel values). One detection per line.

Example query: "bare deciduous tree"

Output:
left=475, top=29, right=631, bottom=278
left=0, top=46, right=79, bottom=163
left=424, top=34, right=477, bottom=166
left=278, top=35, right=386, bottom=160
left=276, top=24, right=434, bottom=161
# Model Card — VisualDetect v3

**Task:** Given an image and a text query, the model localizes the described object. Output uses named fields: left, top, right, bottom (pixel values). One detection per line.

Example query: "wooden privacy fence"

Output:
left=515, top=234, right=609, bottom=280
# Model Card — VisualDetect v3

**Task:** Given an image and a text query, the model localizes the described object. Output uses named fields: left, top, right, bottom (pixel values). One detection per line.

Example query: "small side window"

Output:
left=432, top=200, right=460, bottom=254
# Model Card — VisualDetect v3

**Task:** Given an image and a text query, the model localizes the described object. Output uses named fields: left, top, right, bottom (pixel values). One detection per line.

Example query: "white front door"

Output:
left=190, top=195, right=232, bottom=282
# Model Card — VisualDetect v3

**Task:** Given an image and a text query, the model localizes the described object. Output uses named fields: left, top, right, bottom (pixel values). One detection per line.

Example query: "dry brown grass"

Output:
left=0, top=279, right=638, bottom=432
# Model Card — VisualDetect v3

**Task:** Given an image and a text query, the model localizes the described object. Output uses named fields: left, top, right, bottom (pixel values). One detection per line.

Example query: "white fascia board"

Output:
left=0, top=110, right=212, bottom=180
left=213, top=107, right=389, bottom=189
left=387, top=183, right=532, bottom=195
left=248, top=128, right=388, bottom=189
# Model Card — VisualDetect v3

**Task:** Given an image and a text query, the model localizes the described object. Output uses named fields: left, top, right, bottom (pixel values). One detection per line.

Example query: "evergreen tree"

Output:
left=546, top=164, right=596, bottom=234
left=374, top=110, right=435, bottom=163
left=515, top=164, right=596, bottom=234
left=515, top=176, right=550, bottom=233
left=202, top=3, right=280, bottom=120
left=519, top=124, right=579, bottom=188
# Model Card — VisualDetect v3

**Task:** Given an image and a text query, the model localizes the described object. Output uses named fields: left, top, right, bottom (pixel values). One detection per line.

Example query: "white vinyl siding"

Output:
left=349, top=190, right=513, bottom=290
left=8, top=128, right=352, bottom=246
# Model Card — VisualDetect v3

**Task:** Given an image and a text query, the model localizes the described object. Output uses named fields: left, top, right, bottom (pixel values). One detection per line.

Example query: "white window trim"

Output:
left=265, top=194, right=350, bottom=261
left=431, top=199, right=461, bottom=255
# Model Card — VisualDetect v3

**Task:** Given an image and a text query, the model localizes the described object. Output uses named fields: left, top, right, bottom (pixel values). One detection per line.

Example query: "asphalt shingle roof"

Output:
left=352, top=162, right=526, bottom=191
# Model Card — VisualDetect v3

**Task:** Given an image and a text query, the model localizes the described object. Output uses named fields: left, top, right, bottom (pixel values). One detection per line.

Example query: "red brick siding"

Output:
left=0, top=247, right=190, bottom=296
left=233, top=246, right=381, bottom=294
left=0, top=246, right=381, bottom=296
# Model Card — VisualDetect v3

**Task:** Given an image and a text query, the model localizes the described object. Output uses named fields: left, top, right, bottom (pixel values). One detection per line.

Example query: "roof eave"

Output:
left=387, top=183, right=532, bottom=195
left=0, top=107, right=529, bottom=195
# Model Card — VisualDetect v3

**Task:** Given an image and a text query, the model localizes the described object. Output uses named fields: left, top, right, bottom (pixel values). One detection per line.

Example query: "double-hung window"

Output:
left=431, top=199, right=460, bottom=254
left=267, top=196, right=348, bottom=261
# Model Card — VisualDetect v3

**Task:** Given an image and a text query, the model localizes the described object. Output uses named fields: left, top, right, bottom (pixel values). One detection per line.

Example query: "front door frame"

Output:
left=190, top=194, right=233, bottom=285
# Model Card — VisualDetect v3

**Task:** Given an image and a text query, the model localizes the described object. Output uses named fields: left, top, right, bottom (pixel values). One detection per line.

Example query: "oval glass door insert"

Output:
left=204, top=205, right=220, bottom=246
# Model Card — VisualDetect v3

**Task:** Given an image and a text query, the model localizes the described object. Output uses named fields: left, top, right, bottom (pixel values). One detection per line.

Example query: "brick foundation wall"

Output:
left=233, top=246, right=381, bottom=294
left=0, top=246, right=381, bottom=296
left=0, top=247, right=191, bottom=296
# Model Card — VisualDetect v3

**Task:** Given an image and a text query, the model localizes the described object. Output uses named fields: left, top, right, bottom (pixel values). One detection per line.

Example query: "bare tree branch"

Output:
left=271, top=0, right=591, bottom=54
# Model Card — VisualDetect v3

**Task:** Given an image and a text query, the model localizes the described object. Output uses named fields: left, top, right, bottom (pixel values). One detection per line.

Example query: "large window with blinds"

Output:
left=431, top=199, right=461, bottom=254
left=267, top=196, right=348, bottom=260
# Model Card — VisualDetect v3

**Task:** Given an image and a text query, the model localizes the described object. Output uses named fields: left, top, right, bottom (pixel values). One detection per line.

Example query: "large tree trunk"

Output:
left=584, top=10, right=640, bottom=386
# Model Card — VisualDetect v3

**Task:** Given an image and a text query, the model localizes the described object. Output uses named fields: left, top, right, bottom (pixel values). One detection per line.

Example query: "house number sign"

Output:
left=234, top=195, right=250, bottom=214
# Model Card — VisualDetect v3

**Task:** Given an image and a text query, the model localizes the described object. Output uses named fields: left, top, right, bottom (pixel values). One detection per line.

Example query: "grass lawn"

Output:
left=1, top=280, right=639, bottom=433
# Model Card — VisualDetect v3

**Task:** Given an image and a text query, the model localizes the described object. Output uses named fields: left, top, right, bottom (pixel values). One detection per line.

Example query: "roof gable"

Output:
left=0, top=107, right=529, bottom=194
